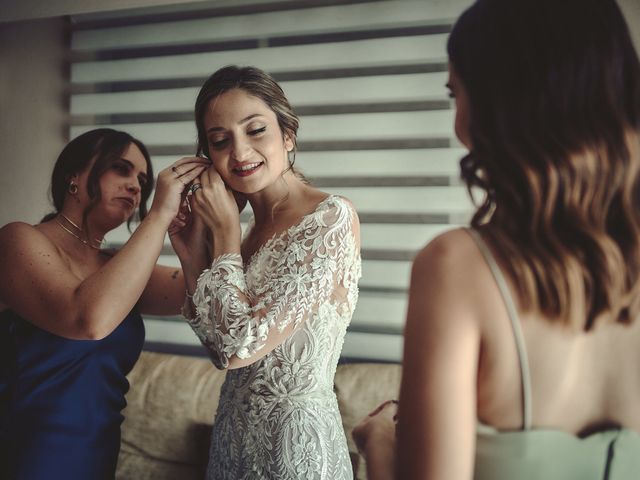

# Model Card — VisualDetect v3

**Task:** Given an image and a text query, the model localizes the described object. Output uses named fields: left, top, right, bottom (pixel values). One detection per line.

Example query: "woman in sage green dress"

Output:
left=353, top=0, right=640, bottom=479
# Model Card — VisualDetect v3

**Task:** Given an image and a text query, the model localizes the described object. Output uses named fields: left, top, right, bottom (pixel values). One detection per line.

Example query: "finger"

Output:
left=191, top=191, right=211, bottom=217
left=198, top=172, right=210, bottom=188
left=168, top=220, right=187, bottom=235
left=188, top=184, right=204, bottom=211
left=168, top=159, right=210, bottom=180
left=190, top=198, right=206, bottom=219
left=179, top=196, right=191, bottom=214
left=205, top=165, right=223, bottom=185
left=203, top=167, right=212, bottom=185
left=177, top=165, right=207, bottom=185
left=368, top=399, right=396, bottom=417
left=175, top=161, right=209, bottom=178
left=170, top=219, right=187, bottom=229
left=170, top=211, right=188, bottom=224
left=191, top=211, right=205, bottom=228
left=171, top=156, right=211, bottom=169
left=173, top=165, right=207, bottom=184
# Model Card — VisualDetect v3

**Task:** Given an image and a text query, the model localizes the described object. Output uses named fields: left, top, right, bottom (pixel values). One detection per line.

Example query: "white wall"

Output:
left=0, top=17, right=68, bottom=225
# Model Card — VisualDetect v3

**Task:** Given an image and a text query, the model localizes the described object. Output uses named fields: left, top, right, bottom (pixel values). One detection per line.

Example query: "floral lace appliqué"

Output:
left=185, top=195, right=361, bottom=480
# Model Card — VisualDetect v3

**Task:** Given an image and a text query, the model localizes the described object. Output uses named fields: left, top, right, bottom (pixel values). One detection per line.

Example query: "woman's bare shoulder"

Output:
left=0, top=221, right=61, bottom=260
left=0, top=221, right=47, bottom=243
left=0, top=222, right=65, bottom=309
left=409, top=227, right=496, bottom=321
left=413, top=227, right=481, bottom=274
left=412, top=227, right=519, bottom=336
left=0, top=220, right=37, bottom=232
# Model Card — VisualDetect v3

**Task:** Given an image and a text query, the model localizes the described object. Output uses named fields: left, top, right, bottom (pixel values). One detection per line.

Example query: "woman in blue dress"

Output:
left=0, top=128, right=209, bottom=479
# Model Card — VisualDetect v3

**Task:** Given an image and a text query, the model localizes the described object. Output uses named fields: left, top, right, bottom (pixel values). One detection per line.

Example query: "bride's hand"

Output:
left=168, top=194, right=208, bottom=267
left=190, top=166, right=242, bottom=235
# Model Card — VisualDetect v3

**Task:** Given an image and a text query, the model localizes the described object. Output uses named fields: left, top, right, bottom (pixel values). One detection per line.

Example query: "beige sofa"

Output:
left=116, top=351, right=401, bottom=480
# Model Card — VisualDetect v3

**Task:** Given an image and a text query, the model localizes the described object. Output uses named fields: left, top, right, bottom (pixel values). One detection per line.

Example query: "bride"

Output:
left=170, top=65, right=361, bottom=479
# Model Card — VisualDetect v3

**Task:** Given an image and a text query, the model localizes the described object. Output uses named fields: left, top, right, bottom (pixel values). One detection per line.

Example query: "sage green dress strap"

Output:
left=466, top=228, right=640, bottom=480
left=466, top=228, right=532, bottom=429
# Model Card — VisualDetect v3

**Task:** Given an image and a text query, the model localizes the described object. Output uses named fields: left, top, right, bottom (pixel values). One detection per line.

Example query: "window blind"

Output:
left=69, top=0, right=474, bottom=362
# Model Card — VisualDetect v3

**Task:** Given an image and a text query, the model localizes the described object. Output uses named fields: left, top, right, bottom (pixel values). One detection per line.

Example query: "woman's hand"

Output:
left=352, top=400, right=398, bottom=480
left=190, top=165, right=242, bottom=237
left=150, top=157, right=209, bottom=223
left=353, top=400, right=398, bottom=453
left=168, top=194, right=209, bottom=275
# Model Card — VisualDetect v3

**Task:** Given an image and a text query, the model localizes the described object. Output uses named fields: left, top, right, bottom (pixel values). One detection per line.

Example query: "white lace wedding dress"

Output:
left=184, top=195, right=361, bottom=480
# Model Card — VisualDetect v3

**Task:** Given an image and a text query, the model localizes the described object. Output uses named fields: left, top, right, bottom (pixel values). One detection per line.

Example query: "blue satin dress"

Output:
left=0, top=308, right=144, bottom=480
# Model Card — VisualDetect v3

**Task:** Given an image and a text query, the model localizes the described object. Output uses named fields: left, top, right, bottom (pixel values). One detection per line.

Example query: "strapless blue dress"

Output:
left=0, top=308, right=144, bottom=479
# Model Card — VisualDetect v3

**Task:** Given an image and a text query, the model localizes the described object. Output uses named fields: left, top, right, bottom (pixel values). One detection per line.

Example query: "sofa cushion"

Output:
left=117, top=351, right=226, bottom=478
left=117, top=352, right=401, bottom=480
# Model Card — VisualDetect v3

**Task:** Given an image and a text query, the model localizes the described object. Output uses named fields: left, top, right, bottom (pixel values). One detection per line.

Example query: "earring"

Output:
left=68, top=182, right=78, bottom=195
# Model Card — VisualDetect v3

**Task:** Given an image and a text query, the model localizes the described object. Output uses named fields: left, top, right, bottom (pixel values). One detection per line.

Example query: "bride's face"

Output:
left=202, top=88, right=294, bottom=195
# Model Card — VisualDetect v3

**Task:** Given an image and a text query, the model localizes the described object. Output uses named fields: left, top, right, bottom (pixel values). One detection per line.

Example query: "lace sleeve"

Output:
left=185, top=197, right=360, bottom=369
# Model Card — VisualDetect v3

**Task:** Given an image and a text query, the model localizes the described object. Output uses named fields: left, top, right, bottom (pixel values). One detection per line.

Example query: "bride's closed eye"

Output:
left=248, top=126, right=266, bottom=136
left=208, top=126, right=266, bottom=149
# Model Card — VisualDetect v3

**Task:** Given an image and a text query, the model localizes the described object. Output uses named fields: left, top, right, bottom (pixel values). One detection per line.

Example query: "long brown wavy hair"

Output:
left=448, top=0, right=640, bottom=330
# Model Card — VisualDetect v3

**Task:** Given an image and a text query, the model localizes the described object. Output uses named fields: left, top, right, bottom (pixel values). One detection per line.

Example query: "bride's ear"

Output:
left=284, top=133, right=295, bottom=152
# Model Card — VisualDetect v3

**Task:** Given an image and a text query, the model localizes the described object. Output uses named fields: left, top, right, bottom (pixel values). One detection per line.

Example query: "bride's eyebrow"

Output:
left=240, top=114, right=264, bottom=124
left=207, top=114, right=265, bottom=134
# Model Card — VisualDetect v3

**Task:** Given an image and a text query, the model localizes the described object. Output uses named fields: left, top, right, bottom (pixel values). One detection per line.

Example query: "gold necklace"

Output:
left=55, top=213, right=104, bottom=250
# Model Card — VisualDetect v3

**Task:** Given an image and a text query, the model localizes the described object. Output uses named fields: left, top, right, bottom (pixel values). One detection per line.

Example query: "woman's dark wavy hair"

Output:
left=448, top=0, right=640, bottom=329
left=42, top=128, right=154, bottom=231
left=194, top=65, right=302, bottom=177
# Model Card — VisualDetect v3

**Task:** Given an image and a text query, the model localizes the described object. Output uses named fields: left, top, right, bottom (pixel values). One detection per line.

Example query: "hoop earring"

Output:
left=68, top=182, right=78, bottom=195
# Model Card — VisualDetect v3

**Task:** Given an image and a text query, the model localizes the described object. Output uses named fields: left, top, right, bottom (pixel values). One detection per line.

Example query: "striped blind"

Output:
left=69, top=0, right=474, bottom=362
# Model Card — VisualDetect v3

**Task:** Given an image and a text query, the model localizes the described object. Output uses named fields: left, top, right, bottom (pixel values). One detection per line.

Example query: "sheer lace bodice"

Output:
left=185, top=195, right=361, bottom=479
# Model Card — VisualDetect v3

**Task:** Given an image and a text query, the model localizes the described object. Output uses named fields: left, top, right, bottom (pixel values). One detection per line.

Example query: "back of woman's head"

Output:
left=43, top=128, right=154, bottom=226
left=448, top=0, right=640, bottom=329
left=194, top=65, right=300, bottom=160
